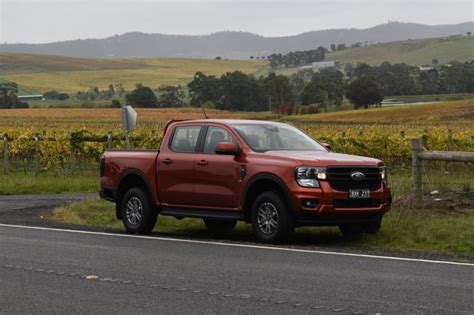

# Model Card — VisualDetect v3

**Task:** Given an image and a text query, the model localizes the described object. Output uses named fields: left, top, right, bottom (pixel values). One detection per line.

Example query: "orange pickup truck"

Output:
left=100, top=119, right=391, bottom=243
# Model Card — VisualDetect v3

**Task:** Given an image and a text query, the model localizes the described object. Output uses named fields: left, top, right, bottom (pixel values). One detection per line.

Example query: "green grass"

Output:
left=326, top=36, right=474, bottom=66
left=0, top=171, right=98, bottom=195
left=384, top=93, right=474, bottom=103
left=255, top=37, right=474, bottom=78
left=52, top=198, right=474, bottom=255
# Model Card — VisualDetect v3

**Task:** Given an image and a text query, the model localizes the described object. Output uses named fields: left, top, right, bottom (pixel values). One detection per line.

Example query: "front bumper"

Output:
left=290, top=181, right=392, bottom=216
left=99, top=187, right=116, bottom=202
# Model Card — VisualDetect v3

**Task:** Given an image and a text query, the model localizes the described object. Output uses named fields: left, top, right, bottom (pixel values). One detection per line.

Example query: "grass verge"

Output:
left=52, top=198, right=474, bottom=255
left=0, top=171, right=98, bottom=195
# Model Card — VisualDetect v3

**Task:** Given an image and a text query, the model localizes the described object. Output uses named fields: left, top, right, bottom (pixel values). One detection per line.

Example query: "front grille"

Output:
left=327, top=166, right=381, bottom=191
left=333, top=199, right=381, bottom=208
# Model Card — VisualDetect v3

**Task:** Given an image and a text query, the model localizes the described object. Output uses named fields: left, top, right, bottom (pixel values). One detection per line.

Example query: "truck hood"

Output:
left=263, top=150, right=383, bottom=166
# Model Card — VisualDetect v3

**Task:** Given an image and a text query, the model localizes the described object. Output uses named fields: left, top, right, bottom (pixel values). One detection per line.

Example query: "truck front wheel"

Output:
left=120, top=187, right=158, bottom=234
left=251, top=192, right=294, bottom=243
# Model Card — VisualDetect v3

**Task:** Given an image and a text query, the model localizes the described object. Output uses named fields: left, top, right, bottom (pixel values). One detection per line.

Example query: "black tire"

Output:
left=362, top=216, right=382, bottom=234
left=120, top=187, right=158, bottom=234
left=251, top=191, right=294, bottom=243
left=203, top=219, right=237, bottom=234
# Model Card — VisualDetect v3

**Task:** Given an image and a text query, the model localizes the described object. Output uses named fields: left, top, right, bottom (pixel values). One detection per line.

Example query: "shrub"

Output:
left=202, top=100, right=216, bottom=109
left=273, top=102, right=296, bottom=115
left=299, top=104, right=320, bottom=115
left=111, top=99, right=121, bottom=108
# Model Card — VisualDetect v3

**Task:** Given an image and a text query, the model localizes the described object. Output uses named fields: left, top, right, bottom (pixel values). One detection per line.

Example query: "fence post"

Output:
left=34, top=134, right=40, bottom=176
left=125, top=131, right=130, bottom=149
left=107, top=131, right=112, bottom=149
left=411, top=138, right=423, bottom=208
left=3, top=133, right=9, bottom=173
left=446, top=129, right=453, bottom=173
left=70, top=147, right=76, bottom=172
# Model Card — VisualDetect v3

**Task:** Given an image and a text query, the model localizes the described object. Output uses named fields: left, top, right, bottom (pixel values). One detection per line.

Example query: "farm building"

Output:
left=311, top=61, right=338, bottom=69
left=18, top=95, right=44, bottom=101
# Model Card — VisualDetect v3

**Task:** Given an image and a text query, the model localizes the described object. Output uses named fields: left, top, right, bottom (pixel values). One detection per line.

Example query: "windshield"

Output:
left=234, top=124, right=326, bottom=152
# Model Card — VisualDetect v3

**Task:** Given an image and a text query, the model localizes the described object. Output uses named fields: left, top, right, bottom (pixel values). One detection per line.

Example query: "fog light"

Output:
left=301, top=199, right=319, bottom=208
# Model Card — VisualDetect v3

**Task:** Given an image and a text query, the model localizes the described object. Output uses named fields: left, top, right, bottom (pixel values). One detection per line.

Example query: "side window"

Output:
left=170, top=126, right=202, bottom=153
left=203, top=126, right=235, bottom=154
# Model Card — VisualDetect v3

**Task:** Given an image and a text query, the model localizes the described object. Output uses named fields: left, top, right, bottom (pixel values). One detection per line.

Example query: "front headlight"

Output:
left=380, top=166, right=389, bottom=186
left=295, top=167, right=326, bottom=188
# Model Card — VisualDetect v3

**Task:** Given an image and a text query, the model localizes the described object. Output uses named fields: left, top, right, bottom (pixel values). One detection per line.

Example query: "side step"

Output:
left=160, top=207, right=244, bottom=221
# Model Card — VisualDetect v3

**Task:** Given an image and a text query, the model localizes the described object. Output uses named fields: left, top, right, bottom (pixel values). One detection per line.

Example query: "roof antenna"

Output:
left=201, top=106, right=209, bottom=119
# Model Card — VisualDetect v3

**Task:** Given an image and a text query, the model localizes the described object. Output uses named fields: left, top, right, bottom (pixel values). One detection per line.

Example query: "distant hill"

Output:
left=1, top=22, right=472, bottom=59
left=326, top=37, right=474, bottom=65
left=0, top=54, right=266, bottom=93
left=254, top=36, right=474, bottom=77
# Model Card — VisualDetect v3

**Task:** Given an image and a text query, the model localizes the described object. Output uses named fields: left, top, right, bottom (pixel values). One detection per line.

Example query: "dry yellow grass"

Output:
left=1, top=53, right=267, bottom=93
left=287, top=99, right=474, bottom=126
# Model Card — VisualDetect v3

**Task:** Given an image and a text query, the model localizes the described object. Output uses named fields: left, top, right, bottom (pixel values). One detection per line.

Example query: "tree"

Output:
left=156, top=85, right=185, bottom=108
left=432, top=58, right=439, bottom=66
left=218, top=71, right=266, bottom=112
left=125, top=83, right=158, bottom=108
left=336, top=43, right=346, bottom=51
left=439, top=61, right=474, bottom=93
left=0, top=81, right=28, bottom=109
left=43, top=90, right=69, bottom=100
left=346, top=77, right=384, bottom=109
left=261, top=73, right=293, bottom=110
left=288, top=74, right=306, bottom=104
left=115, top=83, right=126, bottom=97
left=467, top=32, right=472, bottom=36
left=111, top=99, right=121, bottom=108
left=187, top=72, right=222, bottom=107
left=330, top=44, right=336, bottom=52
left=301, top=68, right=345, bottom=108
left=418, top=69, right=440, bottom=94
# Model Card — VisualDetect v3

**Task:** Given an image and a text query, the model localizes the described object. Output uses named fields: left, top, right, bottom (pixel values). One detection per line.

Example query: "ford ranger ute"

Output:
left=100, top=119, right=392, bottom=243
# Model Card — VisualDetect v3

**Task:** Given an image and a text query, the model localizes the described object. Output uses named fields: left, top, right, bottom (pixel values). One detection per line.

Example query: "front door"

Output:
left=157, top=125, right=203, bottom=207
left=193, top=126, right=242, bottom=209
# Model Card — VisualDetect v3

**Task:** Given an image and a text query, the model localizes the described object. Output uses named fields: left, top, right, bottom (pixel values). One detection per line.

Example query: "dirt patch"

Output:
left=393, top=191, right=474, bottom=213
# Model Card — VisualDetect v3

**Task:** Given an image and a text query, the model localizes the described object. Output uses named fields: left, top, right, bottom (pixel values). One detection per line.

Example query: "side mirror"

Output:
left=215, top=142, right=240, bottom=155
left=322, top=143, right=332, bottom=151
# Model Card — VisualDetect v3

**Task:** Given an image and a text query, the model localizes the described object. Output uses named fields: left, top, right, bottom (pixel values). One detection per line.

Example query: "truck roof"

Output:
left=174, top=119, right=286, bottom=126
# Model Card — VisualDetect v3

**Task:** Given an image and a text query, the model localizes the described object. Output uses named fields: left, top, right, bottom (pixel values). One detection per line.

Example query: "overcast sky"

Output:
left=1, top=0, right=472, bottom=43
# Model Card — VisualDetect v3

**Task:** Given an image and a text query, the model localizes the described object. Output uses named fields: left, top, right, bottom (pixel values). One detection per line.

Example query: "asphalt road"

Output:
left=1, top=224, right=473, bottom=314
left=0, top=193, right=97, bottom=213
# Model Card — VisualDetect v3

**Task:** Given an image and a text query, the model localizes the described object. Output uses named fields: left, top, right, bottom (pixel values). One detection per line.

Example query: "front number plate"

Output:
left=349, top=189, right=370, bottom=198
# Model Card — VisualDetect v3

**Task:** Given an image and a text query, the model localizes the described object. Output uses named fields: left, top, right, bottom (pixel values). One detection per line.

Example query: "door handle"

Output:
left=162, top=158, right=173, bottom=164
left=197, top=160, right=208, bottom=166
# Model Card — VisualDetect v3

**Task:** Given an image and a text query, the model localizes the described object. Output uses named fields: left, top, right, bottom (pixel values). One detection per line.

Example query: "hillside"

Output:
left=0, top=54, right=267, bottom=93
left=326, top=37, right=474, bottom=65
left=1, top=22, right=472, bottom=59
left=253, top=36, right=474, bottom=77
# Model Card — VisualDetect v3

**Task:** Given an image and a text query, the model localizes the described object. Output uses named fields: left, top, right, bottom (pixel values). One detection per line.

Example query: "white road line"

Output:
left=1, top=223, right=473, bottom=267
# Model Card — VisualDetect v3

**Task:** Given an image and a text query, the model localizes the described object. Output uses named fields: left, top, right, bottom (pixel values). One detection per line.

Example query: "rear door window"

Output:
left=170, top=126, right=202, bottom=153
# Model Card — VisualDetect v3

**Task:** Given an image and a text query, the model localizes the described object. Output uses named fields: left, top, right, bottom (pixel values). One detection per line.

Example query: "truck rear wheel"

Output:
left=251, top=192, right=294, bottom=243
left=120, top=187, right=157, bottom=234
left=203, top=219, right=237, bottom=234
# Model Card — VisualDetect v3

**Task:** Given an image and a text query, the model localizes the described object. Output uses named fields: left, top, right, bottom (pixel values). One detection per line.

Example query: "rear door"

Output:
left=157, top=124, right=203, bottom=207
left=193, top=125, right=242, bottom=209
